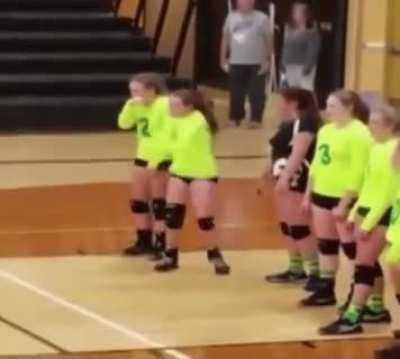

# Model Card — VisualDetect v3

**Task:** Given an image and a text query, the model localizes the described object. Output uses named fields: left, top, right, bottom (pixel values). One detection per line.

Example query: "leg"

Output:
left=154, top=177, right=189, bottom=272
left=248, top=65, right=266, bottom=125
left=265, top=188, right=308, bottom=284
left=229, top=65, right=247, bottom=125
left=300, top=205, right=339, bottom=306
left=124, top=165, right=153, bottom=255
left=191, top=180, right=230, bottom=275
left=150, top=169, right=169, bottom=259
left=320, top=226, right=388, bottom=335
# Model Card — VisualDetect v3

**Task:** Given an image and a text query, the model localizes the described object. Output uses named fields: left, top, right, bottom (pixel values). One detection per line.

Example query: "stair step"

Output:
left=0, top=0, right=111, bottom=11
left=0, top=52, right=171, bottom=74
left=0, top=31, right=150, bottom=52
left=0, top=11, right=136, bottom=31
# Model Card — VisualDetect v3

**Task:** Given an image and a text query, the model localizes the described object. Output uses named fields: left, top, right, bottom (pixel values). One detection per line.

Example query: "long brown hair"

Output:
left=130, top=72, right=165, bottom=95
left=280, top=87, right=322, bottom=127
left=172, top=89, right=218, bottom=134
left=331, top=89, right=370, bottom=123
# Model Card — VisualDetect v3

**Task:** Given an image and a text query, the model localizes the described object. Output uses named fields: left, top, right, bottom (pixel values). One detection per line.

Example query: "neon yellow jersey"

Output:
left=386, top=192, right=400, bottom=264
left=310, top=119, right=373, bottom=198
left=348, top=139, right=400, bottom=231
left=169, top=111, right=218, bottom=179
left=117, top=96, right=173, bottom=167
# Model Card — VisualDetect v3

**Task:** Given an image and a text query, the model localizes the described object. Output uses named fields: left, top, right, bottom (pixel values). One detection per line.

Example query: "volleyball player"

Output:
left=320, top=105, right=400, bottom=335
left=265, top=88, right=321, bottom=290
left=154, top=89, right=230, bottom=275
left=300, top=90, right=372, bottom=306
left=118, top=73, right=172, bottom=259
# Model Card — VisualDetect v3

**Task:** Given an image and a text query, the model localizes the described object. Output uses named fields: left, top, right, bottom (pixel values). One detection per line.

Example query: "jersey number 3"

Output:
left=137, top=118, right=150, bottom=137
left=318, top=144, right=331, bottom=165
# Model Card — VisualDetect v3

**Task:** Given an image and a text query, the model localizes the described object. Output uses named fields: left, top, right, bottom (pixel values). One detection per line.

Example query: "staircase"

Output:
left=0, top=0, right=189, bottom=131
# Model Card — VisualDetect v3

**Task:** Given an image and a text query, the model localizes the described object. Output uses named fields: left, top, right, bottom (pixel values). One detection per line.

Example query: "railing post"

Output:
left=152, top=0, right=170, bottom=54
left=133, top=0, right=146, bottom=28
left=171, top=0, right=196, bottom=76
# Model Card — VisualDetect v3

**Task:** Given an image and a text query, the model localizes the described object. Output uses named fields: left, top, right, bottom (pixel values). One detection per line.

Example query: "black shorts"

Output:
left=311, top=193, right=341, bottom=210
left=357, top=206, right=392, bottom=227
left=172, top=175, right=219, bottom=184
left=134, top=158, right=172, bottom=172
left=271, top=158, right=309, bottom=193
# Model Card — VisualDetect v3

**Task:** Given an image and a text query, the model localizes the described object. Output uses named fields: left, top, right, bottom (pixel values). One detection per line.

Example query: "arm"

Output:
left=117, top=99, right=139, bottom=130
left=259, top=16, right=273, bottom=74
left=220, top=16, right=230, bottom=70
left=303, top=29, right=321, bottom=74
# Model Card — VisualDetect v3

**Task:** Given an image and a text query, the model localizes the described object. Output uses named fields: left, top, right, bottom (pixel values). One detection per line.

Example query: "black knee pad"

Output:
left=130, top=200, right=150, bottom=214
left=341, top=242, right=357, bottom=260
left=354, top=265, right=375, bottom=286
left=165, top=204, right=186, bottom=229
left=374, top=261, right=384, bottom=278
left=280, top=222, right=290, bottom=236
left=198, top=217, right=215, bottom=231
left=152, top=198, right=166, bottom=221
left=290, top=225, right=311, bottom=241
left=318, top=239, right=340, bottom=255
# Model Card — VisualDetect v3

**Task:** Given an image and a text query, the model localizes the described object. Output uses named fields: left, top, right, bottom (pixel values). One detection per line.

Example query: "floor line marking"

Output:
left=0, top=269, right=191, bottom=359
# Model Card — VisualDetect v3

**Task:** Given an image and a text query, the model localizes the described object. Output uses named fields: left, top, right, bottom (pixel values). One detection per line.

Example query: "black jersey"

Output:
left=269, top=116, right=318, bottom=192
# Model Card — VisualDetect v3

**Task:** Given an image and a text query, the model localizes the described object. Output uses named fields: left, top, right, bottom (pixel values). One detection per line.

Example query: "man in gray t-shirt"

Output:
left=220, top=0, right=273, bottom=128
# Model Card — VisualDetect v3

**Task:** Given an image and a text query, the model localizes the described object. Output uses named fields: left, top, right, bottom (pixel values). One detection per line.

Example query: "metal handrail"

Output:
left=152, top=0, right=170, bottom=54
left=133, top=0, right=146, bottom=28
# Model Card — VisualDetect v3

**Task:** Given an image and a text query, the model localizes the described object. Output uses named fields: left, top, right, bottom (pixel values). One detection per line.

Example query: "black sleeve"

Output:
left=298, top=115, right=319, bottom=135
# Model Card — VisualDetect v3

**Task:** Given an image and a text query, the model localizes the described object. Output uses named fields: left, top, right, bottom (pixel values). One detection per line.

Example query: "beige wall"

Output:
left=118, top=0, right=195, bottom=79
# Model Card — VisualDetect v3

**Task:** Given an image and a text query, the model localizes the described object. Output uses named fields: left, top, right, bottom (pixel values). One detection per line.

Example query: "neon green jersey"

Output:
left=169, top=111, right=218, bottom=179
left=348, top=139, right=400, bottom=231
left=117, top=96, right=173, bottom=167
left=310, top=119, right=373, bottom=198
left=387, top=192, right=400, bottom=244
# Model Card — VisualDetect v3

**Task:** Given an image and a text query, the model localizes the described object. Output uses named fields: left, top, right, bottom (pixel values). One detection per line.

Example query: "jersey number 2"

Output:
left=318, top=144, right=331, bottom=165
left=138, top=118, right=150, bottom=137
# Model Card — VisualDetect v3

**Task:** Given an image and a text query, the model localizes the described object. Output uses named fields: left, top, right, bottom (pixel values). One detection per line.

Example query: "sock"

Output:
left=289, top=253, right=304, bottom=274
left=137, top=229, right=152, bottom=246
left=367, top=294, right=385, bottom=313
left=304, top=254, right=319, bottom=276
left=396, top=294, right=400, bottom=305
left=343, top=304, right=363, bottom=323
left=154, top=232, right=166, bottom=250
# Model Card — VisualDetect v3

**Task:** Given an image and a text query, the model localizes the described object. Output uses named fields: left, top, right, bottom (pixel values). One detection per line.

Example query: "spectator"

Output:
left=281, top=2, right=321, bottom=91
left=220, top=0, right=273, bottom=129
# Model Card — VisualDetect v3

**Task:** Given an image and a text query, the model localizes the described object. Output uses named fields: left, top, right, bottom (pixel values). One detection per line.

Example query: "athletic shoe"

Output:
left=207, top=248, right=230, bottom=275
left=304, top=274, right=323, bottom=292
left=300, top=290, right=337, bottom=307
left=362, top=307, right=392, bottom=324
left=265, top=270, right=307, bottom=284
left=123, top=239, right=154, bottom=256
left=148, top=236, right=166, bottom=262
left=154, top=248, right=179, bottom=272
left=319, top=317, right=363, bottom=335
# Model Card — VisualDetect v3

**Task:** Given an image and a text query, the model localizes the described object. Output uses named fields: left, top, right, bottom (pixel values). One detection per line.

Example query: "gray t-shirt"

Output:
left=223, top=10, right=271, bottom=65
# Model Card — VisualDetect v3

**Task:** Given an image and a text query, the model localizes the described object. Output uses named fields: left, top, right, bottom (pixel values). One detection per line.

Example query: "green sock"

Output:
left=289, top=253, right=304, bottom=274
left=305, top=255, right=319, bottom=276
left=343, top=304, right=363, bottom=323
left=366, top=294, right=385, bottom=313
left=320, top=269, right=336, bottom=279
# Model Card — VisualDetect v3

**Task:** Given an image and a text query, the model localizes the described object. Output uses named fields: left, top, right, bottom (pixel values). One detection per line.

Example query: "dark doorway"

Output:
left=194, top=0, right=348, bottom=105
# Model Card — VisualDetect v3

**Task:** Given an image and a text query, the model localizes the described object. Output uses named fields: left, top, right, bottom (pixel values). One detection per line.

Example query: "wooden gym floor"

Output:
left=0, top=97, right=398, bottom=358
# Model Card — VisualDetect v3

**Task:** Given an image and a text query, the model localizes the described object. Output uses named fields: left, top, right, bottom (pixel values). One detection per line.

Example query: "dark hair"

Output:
left=288, top=2, right=315, bottom=29
left=375, top=344, right=400, bottom=359
left=173, top=89, right=218, bottom=134
left=280, top=87, right=322, bottom=126
left=331, top=89, right=370, bottom=123
left=130, top=72, right=165, bottom=95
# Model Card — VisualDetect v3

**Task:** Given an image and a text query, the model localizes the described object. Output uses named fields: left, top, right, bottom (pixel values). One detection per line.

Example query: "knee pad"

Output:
left=290, top=225, right=311, bottom=241
left=318, top=239, right=340, bottom=255
left=341, top=242, right=357, bottom=260
left=152, top=198, right=166, bottom=221
left=280, top=222, right=290, bottom=236
left=374, top=261, right=384, bottom=278
left=165, top=204, right=186, bottom=229
left=130, top=200, right=150, bottom=214
left=198, top=217, right=215, bottom=231
left=354, top=265, right=375, bottom=286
